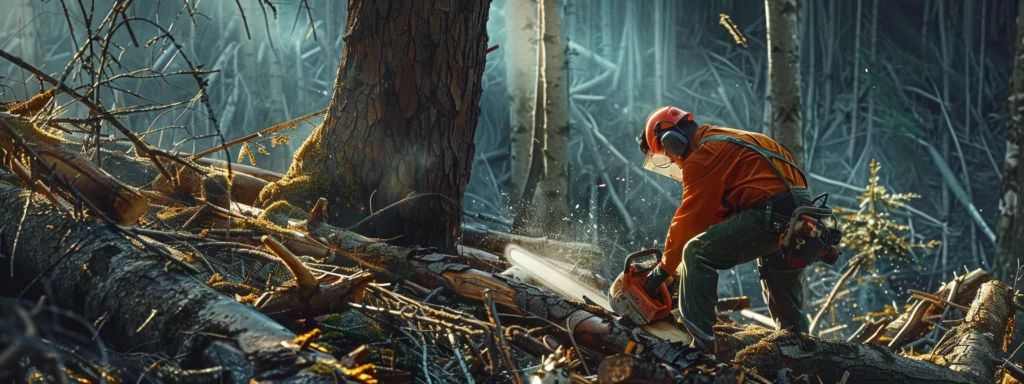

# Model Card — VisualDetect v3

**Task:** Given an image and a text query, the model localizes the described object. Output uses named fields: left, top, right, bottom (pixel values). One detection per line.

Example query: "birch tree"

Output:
left=505, top=0, right=539, bottom=232
left=534, top=0, right=569, bottom=233
left=506, top=0, right=568, bottom=234
left=765, top=0, right=804, bottom=166
left=995, top=0, right=1024, bottom=280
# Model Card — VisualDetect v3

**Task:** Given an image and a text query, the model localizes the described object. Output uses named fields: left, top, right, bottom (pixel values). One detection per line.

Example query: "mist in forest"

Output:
left=1, top=0, right=1017, bottom=335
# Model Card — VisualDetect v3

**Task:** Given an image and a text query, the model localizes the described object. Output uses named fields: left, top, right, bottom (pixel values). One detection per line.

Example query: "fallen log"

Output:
left=12, top=133, right=269, bottom=209
left=0, top=183, right=362, bottom=383
left=596, top=353, right=751, bottom=384
left=149, top=160, right=269, bottom=207
left=0, top=113, right=148, bottom=225
left=735, top=330, right=975, bottom=383
left=930, top=281, right=1015, bottom=383
left=733, top=278, right=1015, bottom=383
left=876, top=269, right=990, bottom=348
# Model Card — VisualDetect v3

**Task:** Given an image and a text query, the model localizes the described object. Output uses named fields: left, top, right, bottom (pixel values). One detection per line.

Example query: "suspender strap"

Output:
left=698, top=135, right=806, bottom=188
left=697, top=134, right=807, bottom=210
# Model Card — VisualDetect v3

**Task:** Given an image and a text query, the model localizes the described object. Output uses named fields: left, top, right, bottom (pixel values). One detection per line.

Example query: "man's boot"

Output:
left=673, top=309, right=717, bottom=354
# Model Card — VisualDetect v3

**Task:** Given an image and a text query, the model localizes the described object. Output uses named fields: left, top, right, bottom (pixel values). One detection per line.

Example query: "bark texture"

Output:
left=931, top=281, right=1015, bottom=383
left=736, top=331, right=974, bottom=384
left=765, top=0, right=804, bottom=166
left=0, top=184, right=350, bottom=383
left=258, top=0, right=492, bottom=254
left=995, top=0, right=1024, bottom=281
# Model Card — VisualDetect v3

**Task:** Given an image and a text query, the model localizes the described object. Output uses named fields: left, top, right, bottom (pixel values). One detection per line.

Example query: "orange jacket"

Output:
left=660, top=125, right=807, bottom=274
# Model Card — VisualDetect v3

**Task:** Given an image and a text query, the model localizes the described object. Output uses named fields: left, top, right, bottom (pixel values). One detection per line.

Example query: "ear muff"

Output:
left=653, top=120, right=690, bottom=159
left=659, top=130, right=689, bottom=158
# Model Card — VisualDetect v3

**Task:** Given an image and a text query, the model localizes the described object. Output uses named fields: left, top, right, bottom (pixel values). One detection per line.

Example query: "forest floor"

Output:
left=0, top=100, right=1022, bottom=384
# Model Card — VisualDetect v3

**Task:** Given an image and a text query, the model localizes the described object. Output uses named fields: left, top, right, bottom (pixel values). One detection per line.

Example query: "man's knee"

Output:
left=683, top=235, right=743, bottom=271
left=681, top=237, right=705, bottom=268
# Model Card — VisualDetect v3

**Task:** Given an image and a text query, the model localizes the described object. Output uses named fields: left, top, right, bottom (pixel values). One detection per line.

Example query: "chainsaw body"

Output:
left=778, top=196, right=843, bottom=268
left=610, top=249, right=673, bottom=325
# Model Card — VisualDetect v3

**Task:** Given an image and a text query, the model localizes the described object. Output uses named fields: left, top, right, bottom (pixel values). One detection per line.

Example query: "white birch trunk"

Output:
left=765, top=0, right=804, bottom=166
left=534, top=0, right=569, bottom=233
left=505, top=0, right=540, bottom=229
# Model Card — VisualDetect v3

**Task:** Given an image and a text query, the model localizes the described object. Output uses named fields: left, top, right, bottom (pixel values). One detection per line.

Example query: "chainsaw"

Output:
left=503, top=245, right=693, bottom=345
left=607, top=249, right=694, bottom=346
left=609, top=249, right=673, bottom=325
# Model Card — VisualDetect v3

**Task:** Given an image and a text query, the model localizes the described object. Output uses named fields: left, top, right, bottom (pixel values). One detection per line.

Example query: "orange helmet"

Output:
left=638, top=106, right=694, bottom=159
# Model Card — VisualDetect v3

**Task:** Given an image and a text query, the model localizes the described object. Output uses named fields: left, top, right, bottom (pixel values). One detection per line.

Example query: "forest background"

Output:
left=1, top=0, right=1016, bottom=339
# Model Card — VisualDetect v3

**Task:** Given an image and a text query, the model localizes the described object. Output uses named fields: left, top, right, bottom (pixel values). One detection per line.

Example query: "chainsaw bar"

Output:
left=502, top=245, right=693, bottom=345
left=503, top=244, right=611, bottom=310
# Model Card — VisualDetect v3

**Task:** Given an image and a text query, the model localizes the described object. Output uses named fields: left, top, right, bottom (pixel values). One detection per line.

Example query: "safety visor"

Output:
left=642, top=153, right=682, bottom=182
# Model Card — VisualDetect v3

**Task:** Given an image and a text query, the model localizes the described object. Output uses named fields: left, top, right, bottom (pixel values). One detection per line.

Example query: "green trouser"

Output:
left=677, top=189, right=811, bottom=339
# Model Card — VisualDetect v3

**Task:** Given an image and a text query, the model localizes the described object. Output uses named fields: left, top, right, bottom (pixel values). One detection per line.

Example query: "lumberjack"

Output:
left=634, top=106, right=842, bottom=353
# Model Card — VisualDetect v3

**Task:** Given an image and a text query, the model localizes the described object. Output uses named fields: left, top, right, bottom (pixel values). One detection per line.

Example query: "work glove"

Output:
left=643, top=265, right=671, bottom=300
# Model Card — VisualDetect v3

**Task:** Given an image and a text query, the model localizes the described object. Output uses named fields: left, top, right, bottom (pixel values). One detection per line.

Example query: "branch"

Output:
left=0, top=48, right=184, bottom=183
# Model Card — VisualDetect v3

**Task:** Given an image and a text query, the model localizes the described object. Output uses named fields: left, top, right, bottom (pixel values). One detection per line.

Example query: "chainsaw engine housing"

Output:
left=778, top=198, right=843, bottom=269
left=609, top=249, right=673, bottom=325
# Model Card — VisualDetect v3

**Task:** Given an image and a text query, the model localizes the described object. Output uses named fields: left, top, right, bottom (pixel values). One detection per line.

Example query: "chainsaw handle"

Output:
left=622, top=249, right=663, bottom=274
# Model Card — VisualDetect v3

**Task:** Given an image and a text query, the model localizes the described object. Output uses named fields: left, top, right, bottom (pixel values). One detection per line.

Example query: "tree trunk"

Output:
left=521, top=0, right=547, bottom=230
left=258, top=0, right=492, bottom=254
left=995, top=0, right=1024, bottom=281
left=533, top=0, right=569, bottom=234
left=765, top=0, right=804, bottom=166
left=505, top=0, right=540, bottom=232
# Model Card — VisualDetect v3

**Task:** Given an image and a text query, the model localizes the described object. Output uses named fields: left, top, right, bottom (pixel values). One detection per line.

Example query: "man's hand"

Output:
left=643, top=265, right=671, bottom=300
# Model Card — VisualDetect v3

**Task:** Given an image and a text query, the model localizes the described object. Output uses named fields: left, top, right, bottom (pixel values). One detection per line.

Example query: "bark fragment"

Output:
left=0, top=114, right=148, bottom=225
